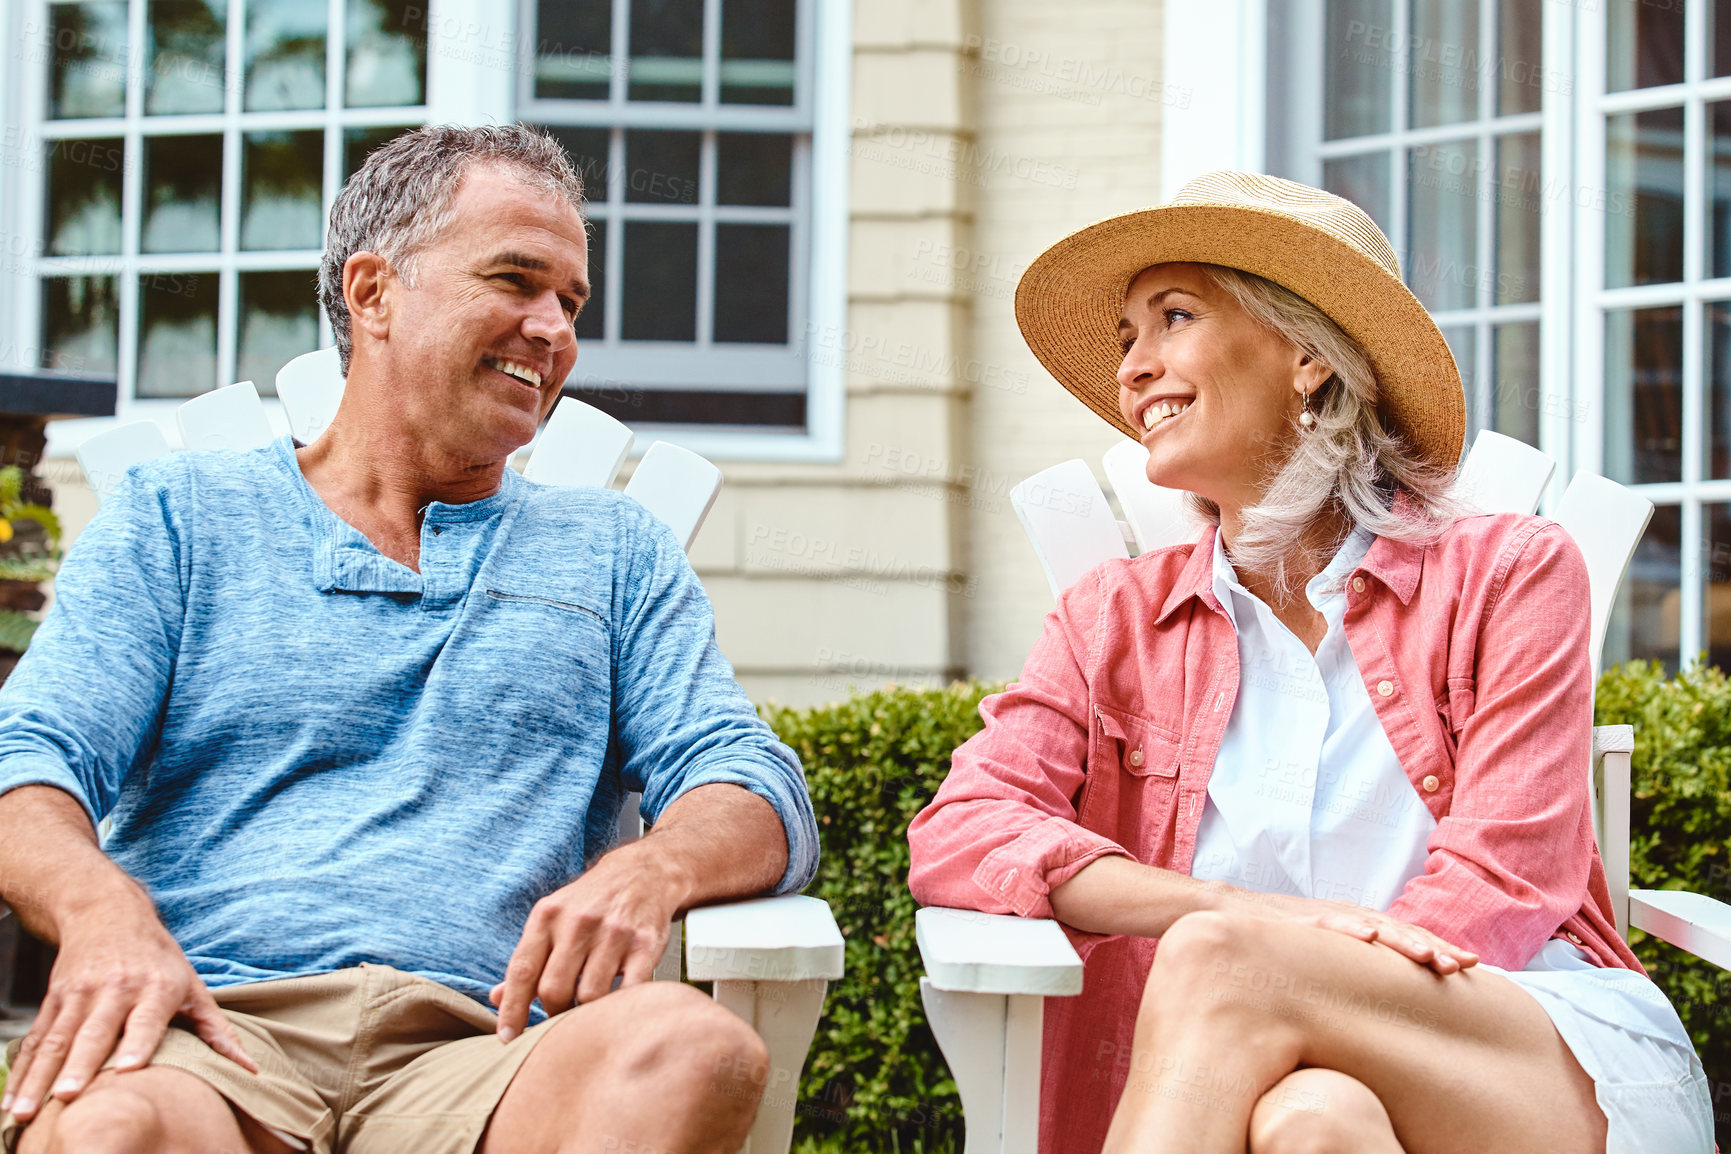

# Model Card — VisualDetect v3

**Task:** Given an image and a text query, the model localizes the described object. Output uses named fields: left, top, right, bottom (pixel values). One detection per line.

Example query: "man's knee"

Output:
left=27, top=1082, right=164, bottom=1154
left=1249, top=1070, right=1392, bottom=1154
left=616, top=983, right=767, bottom=1090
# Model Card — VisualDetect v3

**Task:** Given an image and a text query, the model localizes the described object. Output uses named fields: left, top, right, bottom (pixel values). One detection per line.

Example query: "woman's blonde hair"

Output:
left=1187, top=264, right=1471, bottom=600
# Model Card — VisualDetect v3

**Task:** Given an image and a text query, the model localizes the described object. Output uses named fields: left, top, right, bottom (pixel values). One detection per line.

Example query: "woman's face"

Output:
left=1116, top=263, right=1329, bottom=510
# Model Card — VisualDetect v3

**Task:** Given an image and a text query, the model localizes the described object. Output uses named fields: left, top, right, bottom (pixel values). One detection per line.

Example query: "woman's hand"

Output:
left=1214, top=886, right=1479, bottom=976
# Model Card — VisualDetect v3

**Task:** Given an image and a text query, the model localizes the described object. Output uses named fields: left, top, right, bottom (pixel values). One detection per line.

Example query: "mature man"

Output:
left=0, top=124, right=818, bottom=1154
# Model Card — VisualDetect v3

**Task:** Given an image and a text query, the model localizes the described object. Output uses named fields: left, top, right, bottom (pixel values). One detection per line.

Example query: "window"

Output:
left=23, top=0, right=426, bottom=403
left=1587, top=0, right=1731, bottom=674
left=519, top=0, right=815, bottom=431
left=1273, top=0, right=1547, bottom=453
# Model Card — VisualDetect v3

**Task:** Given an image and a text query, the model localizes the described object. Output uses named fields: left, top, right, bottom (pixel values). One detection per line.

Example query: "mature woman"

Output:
left=906, top=173, right=1714, bottom=1154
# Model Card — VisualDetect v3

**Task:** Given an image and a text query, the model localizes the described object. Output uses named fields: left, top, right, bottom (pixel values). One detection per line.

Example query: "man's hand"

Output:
left=1, top=895, right=256, bottom=1122
left=488, top=843, right=687, bottom=1042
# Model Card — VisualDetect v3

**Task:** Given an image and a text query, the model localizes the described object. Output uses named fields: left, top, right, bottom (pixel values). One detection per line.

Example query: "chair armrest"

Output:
left=684, top=894, right=844, bottom=982
left=1629, top=889, right=1731, bottom=972
left=915, top=907, right=1083, bottom=996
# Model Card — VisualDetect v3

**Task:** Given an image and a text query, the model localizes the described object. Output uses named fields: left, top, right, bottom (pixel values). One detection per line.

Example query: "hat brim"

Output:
left=1013, top=202, right=1465, bottom=472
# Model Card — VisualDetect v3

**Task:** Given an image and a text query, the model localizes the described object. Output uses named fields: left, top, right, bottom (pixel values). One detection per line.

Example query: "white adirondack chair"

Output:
left=62, top=366, right=840, bottom=1154
left=920, top=431, right=1730, bottom=1154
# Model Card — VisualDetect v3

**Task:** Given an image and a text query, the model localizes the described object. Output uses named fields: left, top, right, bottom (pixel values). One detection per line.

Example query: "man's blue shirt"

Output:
left=0, top=436, right=819, bottom=1009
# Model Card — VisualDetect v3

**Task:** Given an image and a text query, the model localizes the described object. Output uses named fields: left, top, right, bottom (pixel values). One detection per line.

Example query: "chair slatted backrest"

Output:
left=1100, top=439, right=1195, bottom=554
left=524, top=397, right=634, bottom=489
left=275, top=348, right=345, bottom=445
left=76, top=421, right=174, bottom=505
left=1011, top=459, right=1130, bottom=598
left=623, top=441, right=724, bottom=553
left=177, top=381, right=276, bottom=454
left=1551, top=471, right=1655, bottom=682
left=1449, top=429, right=1555, bottom=516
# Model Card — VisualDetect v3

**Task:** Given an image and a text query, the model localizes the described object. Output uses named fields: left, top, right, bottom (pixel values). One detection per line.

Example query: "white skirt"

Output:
left=1481, top=939, right=1715, bottom=1154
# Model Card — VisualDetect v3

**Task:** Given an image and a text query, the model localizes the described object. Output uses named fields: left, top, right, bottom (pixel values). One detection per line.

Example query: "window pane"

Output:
left=1321, top=151, right=1391, bottom=237
left=576, top=222, right=605, bottom=342
left=40, top=275, right=120, bottom=375
left=246, top=0, right=327, bottom=111
left=243, top=131, right=325, bottom=251
left=1605, top=107, right=1685, bottom=288
left=714, top=224, right=788, bottom=343
left=238, top=271, right=319, bottom=396
left=1604, top=503, right=1680, bottom=675
left=346, top=0, right=426, bottom=107
left=629, top=0, right=703, bottom=103
left=536, top=0, right=612, bottom=100
left=1712, top=101, right=1731, bottom=280
left=1604, top=305, right=1683, bottom=484
left=1607, top=0, right=1685, bottom=93
left=1495, top=131, right=1540, bottom=305
left=147, top=0, right=226, bottom=115
left=1493, top=320, right=1540, bottom=448
left=718, top=133, right=792, bottom=206
left=721, top=0, right=796, bottom=106
left=46, top=138, right=124, bottom=256
left=138, top=271, right=219, bottom=397
left=1707, top=302, right=1731, bottom=477
left=50, top=3, right=128, bottom=119
left=143, top=134, right=223, bottom=253
left=1324, top=0, right=1392, bottom=141
left=1706, top=502, right=1731, bottom=670
left=1441, top=324, right=1478, bottom=430
left=1409, top=0, right=1477, bottom=130
left=1718, top=0, right=1731, bottom=77
left=625, top=131, right=700, bottom=204
left=622, top=222, right=697, bottom=340
left=1407, top=140, right=1478, bottom=311
left=342, top=125, right=414, bottom=183
left=542, top=126, right=611, bottom=204
left=1498, top=0, right=1543, bottom=115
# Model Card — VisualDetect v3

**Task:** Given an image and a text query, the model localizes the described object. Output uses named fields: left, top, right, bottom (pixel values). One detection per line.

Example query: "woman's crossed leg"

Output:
left=1101, top=911, right=1605, bottom=1154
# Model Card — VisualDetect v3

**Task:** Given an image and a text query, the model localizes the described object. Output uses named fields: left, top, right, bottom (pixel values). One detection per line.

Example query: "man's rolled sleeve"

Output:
left=611, top=505, right=818, bottom=895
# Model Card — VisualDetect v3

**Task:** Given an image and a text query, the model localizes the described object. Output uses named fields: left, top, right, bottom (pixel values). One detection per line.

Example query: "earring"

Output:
left=1298, top=389, right=1316, bottom=429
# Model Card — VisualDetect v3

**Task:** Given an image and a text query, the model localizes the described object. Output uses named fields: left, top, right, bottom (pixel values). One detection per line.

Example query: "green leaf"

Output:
left=0, top=610, right=40, bottom=654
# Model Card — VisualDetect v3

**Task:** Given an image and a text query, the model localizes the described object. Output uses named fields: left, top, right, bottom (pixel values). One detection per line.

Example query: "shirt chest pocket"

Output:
left=1092, top=704, right=1182, bottom=779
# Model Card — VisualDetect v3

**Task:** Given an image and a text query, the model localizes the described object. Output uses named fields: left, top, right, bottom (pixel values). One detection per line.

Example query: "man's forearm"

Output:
left=0, top=784, right=154, bottom=942
left=631, top=783, right=789, bottom=911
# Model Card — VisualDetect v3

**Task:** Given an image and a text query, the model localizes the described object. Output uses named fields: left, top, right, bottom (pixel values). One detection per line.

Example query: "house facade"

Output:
left=0, top=0, right=1712, bottom=701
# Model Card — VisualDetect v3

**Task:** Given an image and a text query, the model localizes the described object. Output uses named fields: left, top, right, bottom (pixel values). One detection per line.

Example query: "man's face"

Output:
left=373, top=166, right=589, bottom=468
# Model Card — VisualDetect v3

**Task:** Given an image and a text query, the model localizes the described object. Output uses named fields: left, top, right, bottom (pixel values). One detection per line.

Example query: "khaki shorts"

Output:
left=1, top=963, right=561, bottom=1154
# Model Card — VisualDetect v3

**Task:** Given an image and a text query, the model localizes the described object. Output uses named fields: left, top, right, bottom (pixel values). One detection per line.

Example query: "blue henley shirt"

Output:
left=0, top=436, right=819, bottom=1010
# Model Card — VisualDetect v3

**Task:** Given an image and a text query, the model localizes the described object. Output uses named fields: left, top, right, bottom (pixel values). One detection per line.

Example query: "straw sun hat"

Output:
left=1013, top=170, right=1466, bottom=472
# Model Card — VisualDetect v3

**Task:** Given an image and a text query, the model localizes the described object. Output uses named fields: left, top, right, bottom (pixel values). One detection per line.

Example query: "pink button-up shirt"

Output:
left=907, top=497, right=1640, bottom=1154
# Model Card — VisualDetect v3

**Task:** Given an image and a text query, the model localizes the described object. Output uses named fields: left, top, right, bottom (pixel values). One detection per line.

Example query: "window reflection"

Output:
left=243, top=131, right=325, bottom=251
left=46, top=138, right=125, bottom=256
left=629, top=0, right=703, bottom=102
left=1606, top=107, right=1685, bottom=289
left=1495, top=132, right=1541, bottom=305
left=1711, top=102, right=1731, bottom=280
left=1324, top=0, right=1391, bottom=141
left=625, top=131, right=700, bottom=203
left=346, top=0, right=427, bottom=107
left=245, top=0, right=327, bottom=111
left=1706, top=303, right=1731, bottom=478
left=147, top=0, right=226, bottom=115
left=40, top=276, right=120, bottom=376
left=1605, top=504, right=1681, bottom=676
left=1607, top=0, right=1685, bottom=93
left=50, top=3, right=129, bottom=119
left=239, top=272, right=320, bottom=395
left=1409, top=0, right=1477, bottom=130
left=143, top=135, right=223, bottom=254
left=1407, top=139, right=1478, bottom=311
left=537, top=0, right=612, bottom=100
left=1604, top=306, right=1683, bottom=485
left=721, top=0, right=796, bottom=106
left=714, top=224, right=789, bottom=343
left=623, top=222, right=696, bottom=340
left=138, top=272, right=220, bottom=397
left=1492, top=321, right=1540, bottom=448
left=1704, top=503, right=1731, bottom=671
left=1498, top=0, right=1543, bottom=116
left=1323, top=152, right=1391, bottom=238
left=719, top=133, right=793, bottom=205
left=1441, top=325, right=1478, bottom=434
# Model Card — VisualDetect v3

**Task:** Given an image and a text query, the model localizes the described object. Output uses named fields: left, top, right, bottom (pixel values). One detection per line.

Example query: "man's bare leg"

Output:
left=1102, top=911, right=1607, bottom=1154
left=15, top=1067, right=294, bottom=1154
left=480, top=981, right=768, bottom=1154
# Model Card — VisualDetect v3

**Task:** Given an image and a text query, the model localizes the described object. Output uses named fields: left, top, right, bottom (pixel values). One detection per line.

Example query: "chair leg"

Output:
left=713, top=977, right=829, bottom=1154
left=919, top=980, right=1045, bottom=1154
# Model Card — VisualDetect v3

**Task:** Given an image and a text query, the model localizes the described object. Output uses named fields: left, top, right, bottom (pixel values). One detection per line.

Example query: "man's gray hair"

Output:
left=318, top=123, right=585, bottom=374
left=1185, top=264, right=1471, bottom=601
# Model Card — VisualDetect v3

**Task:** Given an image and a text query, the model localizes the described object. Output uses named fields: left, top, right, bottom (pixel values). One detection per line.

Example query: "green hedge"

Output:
left=764, top=682, right=1000, bottom=1152
left=1595, top=658, right=1731, bottom=1123
left=776, top=666, right=1731, bottom=1149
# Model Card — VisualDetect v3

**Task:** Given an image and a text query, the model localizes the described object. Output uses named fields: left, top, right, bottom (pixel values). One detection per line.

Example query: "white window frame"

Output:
left=1576, top=0, right=1731, bottom=671
left=18, top=0, right=849, bottom=464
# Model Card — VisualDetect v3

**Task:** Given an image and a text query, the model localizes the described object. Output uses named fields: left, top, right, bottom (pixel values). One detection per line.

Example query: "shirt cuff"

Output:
left=0, top=756, right=96, bottom=829
left=661, top=766, right=819, bottom=896
left=971, top=817, right=1132, bottom=919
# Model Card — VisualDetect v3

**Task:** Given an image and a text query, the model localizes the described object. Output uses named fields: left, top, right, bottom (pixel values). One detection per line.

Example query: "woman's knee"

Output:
left=1147, top=909, right=1268, bottom=995
left=1249, top=1069, right=1396, bottom=1154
